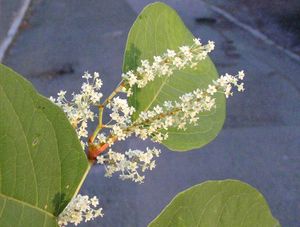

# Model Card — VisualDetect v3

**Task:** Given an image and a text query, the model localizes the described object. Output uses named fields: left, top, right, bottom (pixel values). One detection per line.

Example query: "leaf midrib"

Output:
left=142, top=8, right=173, bottom=113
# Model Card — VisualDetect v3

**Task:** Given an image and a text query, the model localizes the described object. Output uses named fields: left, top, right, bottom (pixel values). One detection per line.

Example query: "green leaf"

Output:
left=149, top=180, right=280, bottom=227
left=0, top=64, right=89, bottom=226
left=123, top=2, right=225, bottom=151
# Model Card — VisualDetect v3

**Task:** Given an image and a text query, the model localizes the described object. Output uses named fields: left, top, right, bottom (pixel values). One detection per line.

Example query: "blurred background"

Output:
left=0, top=0, right=299, bottom=226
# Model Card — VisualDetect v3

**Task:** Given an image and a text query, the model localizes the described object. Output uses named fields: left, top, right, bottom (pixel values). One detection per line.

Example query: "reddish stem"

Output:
left=88, top=136, right=117, bottom=160
left=88, top=143, right=109, bottom=160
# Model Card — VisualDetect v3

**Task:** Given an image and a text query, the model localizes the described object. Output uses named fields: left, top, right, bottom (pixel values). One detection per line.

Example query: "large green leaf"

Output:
left=0, top=64, right=89, bottom=226
left=149, top=180, right=280, bottom=227
left=123, top=2, right=225, bottom=151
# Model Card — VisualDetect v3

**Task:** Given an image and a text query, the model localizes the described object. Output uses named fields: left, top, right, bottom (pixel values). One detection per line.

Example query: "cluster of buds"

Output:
left=50, top=72, right=103, bottom=148
left=107, top=96, right=136, bottom=141
left=57, top=194, right=103, bottom=226
left=122, top=38, right=215, bottom=95
left=108, top=71, right=245, bottom=143
left=97, top=147, right=161, bottom=183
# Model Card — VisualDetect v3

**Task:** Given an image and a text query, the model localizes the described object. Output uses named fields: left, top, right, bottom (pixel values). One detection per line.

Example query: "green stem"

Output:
left=89, top=106, right=104, bottom=143
left=89, top=81, right=125, bottom=144
left=102, top=81, right=125, bottom=107
left=87, top=81, right=125, bottom=159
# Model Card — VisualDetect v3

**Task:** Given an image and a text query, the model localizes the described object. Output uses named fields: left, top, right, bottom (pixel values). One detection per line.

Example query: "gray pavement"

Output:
left=1, top=0, right=300, bottom=226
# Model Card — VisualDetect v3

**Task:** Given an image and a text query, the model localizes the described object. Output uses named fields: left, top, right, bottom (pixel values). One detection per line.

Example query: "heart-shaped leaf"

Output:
left=149, top=180, right=280, bottom=227
left=123, top=2, right=225, bottom=151
left=0, top=64, right=89, bottom=226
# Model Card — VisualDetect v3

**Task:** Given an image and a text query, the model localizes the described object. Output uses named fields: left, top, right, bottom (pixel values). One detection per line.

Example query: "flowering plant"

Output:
left=0, top=2, right=279, bottom=227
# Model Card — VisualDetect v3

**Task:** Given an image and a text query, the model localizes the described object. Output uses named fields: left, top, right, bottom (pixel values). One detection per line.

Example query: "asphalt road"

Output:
left=1, top=0, right=299, bottom=226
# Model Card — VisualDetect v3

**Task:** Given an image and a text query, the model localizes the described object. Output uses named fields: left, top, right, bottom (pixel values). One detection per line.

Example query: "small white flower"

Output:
left=237, top=83, right=245, bottom=92
left=82, top=71, right=92, bottom=80
left=154, top=56, right=163, bottom=63
left=141, top=59, right=150, bottom=67
left=93, top=72, right=100, bottom=78
left=167, top=49, right=176, bottom=58
left=179, top=45, right=190, bottom=53
left=207, top=85, right=217, bottom=95
left=193, top=38, right=201, bottom=46
left=153, top=105, right=163, bottom=114
left=173, top=57, right=184, bottom=68
left=207, top=40, right=215, bottom=51
left=163, top=101, right=173, bottom=110
left=238, top=70, right=245, bottom=80
left=49, top=96, right=56, bottom=102
left=225, top=84, right=233, bottom=98
left=58, top=90, right=66, bottom=97
left=90, top=196, right=99, bottom=207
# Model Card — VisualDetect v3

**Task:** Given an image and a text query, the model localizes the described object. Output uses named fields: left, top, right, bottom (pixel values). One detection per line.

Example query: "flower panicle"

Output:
left=96, top=147, right=161, bottom=183
left=108, top=70, right=245, bottom=144
left=48, top=35, right=247, bottom=227
left=57, top=194, right=103, bottom=226
left=49, top=43, right=245, bottom=184
left=50, top=72, right=103, bottom=148
left=122, top=38, right=215, bottom=95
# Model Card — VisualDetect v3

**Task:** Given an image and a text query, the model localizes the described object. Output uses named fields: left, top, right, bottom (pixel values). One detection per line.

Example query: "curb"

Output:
left=204, top=2, right=300, bottom=63
left=0, top=0, right=32, bottom=62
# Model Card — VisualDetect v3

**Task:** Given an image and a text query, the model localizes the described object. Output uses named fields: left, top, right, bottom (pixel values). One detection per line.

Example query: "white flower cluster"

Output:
left=97, top=147, right=161, bottom=183
left=50, top=72, right=103, bottom=148
left=122, top=38, right=215, bottom=95
left=57, top=194, right=103, bottom=226
left=107, top=96, right=135, bottom=141
left=49, top=38, right=246, bottom=227
left=109, top=71, right=245, bottom=143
